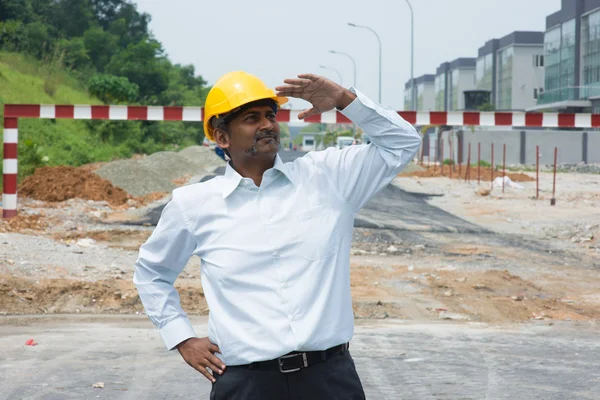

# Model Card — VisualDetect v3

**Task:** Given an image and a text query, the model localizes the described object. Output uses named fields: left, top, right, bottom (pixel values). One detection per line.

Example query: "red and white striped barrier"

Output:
left=6, top=104, right=600, bottom=126
left=3, top=103, right=600, bottom=218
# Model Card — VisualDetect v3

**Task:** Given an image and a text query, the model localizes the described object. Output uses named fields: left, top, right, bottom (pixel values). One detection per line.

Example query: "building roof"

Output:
left=546, top=0, right=600, bottom=30
left=436, top=62, right=450, bottom=75
left=449, top=57, right=476, bottom=69
left=478, top=39, right=500, bottom=57
left=405, top=74, right=435, bottom=89
left=498, top=31, right=544, bottom=48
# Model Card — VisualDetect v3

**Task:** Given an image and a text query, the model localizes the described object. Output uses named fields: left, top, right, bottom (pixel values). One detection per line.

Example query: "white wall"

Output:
left=511, top=45, right=545, bottom=110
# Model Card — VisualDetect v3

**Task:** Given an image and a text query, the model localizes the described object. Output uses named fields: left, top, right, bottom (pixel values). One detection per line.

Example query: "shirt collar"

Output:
left=221, top=154, right=294, bottom=199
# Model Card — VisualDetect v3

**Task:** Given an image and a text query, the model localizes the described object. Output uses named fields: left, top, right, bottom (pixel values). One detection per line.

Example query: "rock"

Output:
left=477, top=187, right=492, bottom=196
left=92, top=382, right=105, bottom=388
left=386, top=245, right=398, bottom=253
left=76, top=238, right=96, bottom=247
left=444, top=290, right=453, bottom=297
left=512, top=296, right=524, bottom=301
left=439, top=312, right=469, bottom=321
left=473, top=284, right=491, bottom=290
left=455, top=277, right=467, bottom=283
left=407, top=266, right=414, bottom=272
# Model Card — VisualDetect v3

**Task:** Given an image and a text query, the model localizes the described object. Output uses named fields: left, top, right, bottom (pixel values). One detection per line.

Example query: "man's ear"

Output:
left=214, top=128, right=231, bottom=150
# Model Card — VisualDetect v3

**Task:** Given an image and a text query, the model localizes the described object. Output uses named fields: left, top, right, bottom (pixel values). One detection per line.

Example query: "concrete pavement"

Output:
left=1, top=315, right=599, bottom=399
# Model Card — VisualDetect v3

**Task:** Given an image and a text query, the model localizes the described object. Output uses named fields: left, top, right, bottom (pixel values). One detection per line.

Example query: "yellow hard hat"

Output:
left=203, top=71, right=288, bottom=141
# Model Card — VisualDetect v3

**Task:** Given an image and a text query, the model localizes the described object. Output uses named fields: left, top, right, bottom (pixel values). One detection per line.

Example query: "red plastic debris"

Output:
left=25, top=339, right=38, bottom=346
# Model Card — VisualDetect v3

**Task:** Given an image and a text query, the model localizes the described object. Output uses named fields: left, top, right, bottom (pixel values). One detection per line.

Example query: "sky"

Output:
left=133, top=0, right=561, bottom=112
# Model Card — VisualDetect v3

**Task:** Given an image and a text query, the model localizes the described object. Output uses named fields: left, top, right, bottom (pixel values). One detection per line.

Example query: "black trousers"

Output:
left=210, top=350, right=366, bottom=400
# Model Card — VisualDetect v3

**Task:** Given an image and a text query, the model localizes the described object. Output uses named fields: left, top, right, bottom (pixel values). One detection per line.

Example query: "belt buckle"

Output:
left=278, top=352, right=308, bottom=373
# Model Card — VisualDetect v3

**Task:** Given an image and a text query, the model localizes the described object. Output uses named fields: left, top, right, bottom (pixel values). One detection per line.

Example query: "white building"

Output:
left=434, top=58, right=476, bottom=111
left=404, top=74, right=436, bottom=111
left=476, top=32, right=545, bottom=111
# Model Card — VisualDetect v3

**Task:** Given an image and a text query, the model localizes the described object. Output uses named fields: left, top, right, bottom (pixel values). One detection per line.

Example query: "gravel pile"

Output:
left=94, top=146, right=225, bottom=197
left=555, top=163, right=600, bottom=174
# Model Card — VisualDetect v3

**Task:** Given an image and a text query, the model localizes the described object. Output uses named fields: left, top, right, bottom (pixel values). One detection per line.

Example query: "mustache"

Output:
left=256, top=131, right=278, bottom=140
left=245, top=131, right=279, bottom=154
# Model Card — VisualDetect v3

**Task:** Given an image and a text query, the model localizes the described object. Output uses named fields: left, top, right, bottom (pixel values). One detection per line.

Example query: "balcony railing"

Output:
left=537, top=85, right=600, bottom=105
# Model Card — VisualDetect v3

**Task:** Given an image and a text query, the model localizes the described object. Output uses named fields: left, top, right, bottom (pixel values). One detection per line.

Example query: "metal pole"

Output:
left=441, top=139, right=445, bottom=176
left=405, top=0, right=415, bottom=110
left=536, top=145, right=540, bottom=200
left=503, top=144, right=506, bottom=193
left=491, top=143, right=495, bottom=189
left=348, top=23, right=382, bottom=103
left=467, top=143, right=471, bottom=183
left=478, top=142, right=481, bottom=185
left=551, top=147, right=558, bottom=206
left=329, top=50, right=357, bottom=88
left=3, top=117, right=18, bottom=218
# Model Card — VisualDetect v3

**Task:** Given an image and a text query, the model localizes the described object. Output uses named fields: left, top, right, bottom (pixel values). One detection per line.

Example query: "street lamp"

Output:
left=348, top=22, right=382, bottom=104
left=329, top=50, right=356, bottom=88
left=405, top=0, right=415, bottom=111
left=319, top=65, right=343, bottom=86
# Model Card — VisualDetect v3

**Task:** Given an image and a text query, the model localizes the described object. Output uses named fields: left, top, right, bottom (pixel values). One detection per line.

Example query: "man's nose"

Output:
left=259, top=116, right=274, bottom=131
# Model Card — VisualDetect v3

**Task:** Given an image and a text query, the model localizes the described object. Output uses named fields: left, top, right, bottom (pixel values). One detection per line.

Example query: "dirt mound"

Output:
left=0, top=212, right=55, bottom=233
left=0, top=275, right=208, bottom=315
left=400, top=165, right=534, bottom=182
left=18, top=166, right=130, bottom=206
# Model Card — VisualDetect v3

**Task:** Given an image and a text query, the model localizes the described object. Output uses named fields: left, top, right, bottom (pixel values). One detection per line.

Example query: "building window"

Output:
left=476, top=53, right=494, bottom=93
left=533, top=54, right=544, bottom=67
left=534, top=88, right=538, bottom=99
left=581, top=9, right=600, bottom=98
left=544, top=25, right=562, bottom=102
left=450, top=69, right=460, bottom=111
left=435, top=73, right=446, bottom=111
left=404, top=88, right=412, bottom=111
left=497, top=46, right=514, bottom=110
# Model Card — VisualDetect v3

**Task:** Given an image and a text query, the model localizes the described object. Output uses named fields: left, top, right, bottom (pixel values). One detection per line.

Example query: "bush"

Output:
left=443, top=158, right=454, bottom=165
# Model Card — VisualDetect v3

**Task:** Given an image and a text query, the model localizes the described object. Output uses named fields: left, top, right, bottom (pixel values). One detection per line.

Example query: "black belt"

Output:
left=234, top=343, right=349, bottom=374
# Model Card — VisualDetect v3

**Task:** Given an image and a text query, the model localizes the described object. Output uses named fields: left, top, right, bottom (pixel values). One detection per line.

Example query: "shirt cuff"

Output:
left=159, top=317, right=197, bottom=350
left=339, top=88, right=375, bottom=126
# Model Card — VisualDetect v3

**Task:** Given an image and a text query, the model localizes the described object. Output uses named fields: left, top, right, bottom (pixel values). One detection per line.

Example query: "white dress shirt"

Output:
left=133, top=88, right=421, bottom=365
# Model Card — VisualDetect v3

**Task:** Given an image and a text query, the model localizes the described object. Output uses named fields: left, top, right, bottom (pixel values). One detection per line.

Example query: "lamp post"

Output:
left=405, top=0, right=415, bottom=110
left=329, top=50, right=356, bottom=88
left=348, top=22, right=382, bottom=104
left=319, top=65, right=343, bottom=86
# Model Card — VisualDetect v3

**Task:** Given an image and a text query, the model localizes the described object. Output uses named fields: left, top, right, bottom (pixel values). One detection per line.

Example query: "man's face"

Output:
left=217, top=105, right=280, bottom=160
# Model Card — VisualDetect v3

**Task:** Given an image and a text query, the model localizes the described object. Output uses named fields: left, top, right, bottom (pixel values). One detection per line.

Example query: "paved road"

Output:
left=1, top=316, right=598, bottom=399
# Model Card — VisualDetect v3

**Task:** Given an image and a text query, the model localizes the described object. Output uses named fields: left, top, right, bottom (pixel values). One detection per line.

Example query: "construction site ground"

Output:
left=1, top=148, right=599, bottom=399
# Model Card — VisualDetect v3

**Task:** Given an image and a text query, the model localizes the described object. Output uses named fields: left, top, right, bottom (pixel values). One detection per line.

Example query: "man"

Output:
left=134, top=71, right=421, bottom=399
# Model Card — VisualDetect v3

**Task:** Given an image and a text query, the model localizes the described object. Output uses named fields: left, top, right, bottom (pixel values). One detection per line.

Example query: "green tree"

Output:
left=88, top=73, right=139, bottom=104
left=48, top=0, right=94, bottom=38
left=477, top=102, right=495, bottom=111
left=22, top=21, right=49, bottom=57
left=83, top=26, right=118, bottom=72
left=0, top=20, right=26, bottom=51
left=57, top=37, right=91, bottom=70
left=106, top=39, right=170, bottom=101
